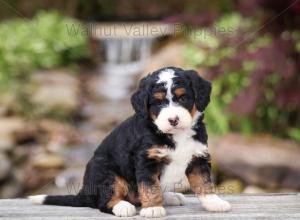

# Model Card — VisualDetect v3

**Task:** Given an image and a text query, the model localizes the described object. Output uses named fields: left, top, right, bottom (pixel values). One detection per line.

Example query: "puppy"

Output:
left=29, top=67, right=231, bottom=217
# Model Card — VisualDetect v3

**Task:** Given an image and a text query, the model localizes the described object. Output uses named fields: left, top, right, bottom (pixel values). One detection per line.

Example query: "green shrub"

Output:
left=185, top=13, right=300, bottom=142
left=0, top=11, right=88, bottom=90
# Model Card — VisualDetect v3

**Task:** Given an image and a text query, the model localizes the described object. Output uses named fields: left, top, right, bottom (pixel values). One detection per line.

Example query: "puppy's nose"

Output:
left=168, top=116, right=179, bottom=127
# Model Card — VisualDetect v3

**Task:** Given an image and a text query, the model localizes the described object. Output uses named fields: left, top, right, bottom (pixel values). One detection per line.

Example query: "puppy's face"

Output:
left=131, top=67, right=211, bottom=134
left=149, top=69, right=196, bottom=134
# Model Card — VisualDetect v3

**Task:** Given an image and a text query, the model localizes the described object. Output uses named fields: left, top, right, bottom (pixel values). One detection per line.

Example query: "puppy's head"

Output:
left=131, top=67, right=211, bottom=134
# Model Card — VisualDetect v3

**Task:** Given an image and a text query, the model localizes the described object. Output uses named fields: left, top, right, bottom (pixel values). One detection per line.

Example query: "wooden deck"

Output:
left=0, top=193, right=299, bottom=219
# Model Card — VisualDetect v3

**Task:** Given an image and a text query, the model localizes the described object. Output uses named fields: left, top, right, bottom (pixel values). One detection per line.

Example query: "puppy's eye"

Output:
left=178, top=95, right=187, bottom=102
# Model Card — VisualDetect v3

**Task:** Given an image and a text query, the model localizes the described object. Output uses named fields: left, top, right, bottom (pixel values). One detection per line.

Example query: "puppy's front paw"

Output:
left=112, top=200, right=136, bottom=217
left=163, top=192, right=187, bottom=206
left=140, top=206, right=166, bottom=218
left=199, top=194, right=231, bottom=212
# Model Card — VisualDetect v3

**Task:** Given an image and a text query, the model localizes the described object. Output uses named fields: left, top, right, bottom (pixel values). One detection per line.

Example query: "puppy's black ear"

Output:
left=131, top=75, right=150, bottom=116
left=185, top=70, right=212, bottom=112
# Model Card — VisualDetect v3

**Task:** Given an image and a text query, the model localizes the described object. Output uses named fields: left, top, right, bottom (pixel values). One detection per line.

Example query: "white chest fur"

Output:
left=160, top=129, right=207, bottom=192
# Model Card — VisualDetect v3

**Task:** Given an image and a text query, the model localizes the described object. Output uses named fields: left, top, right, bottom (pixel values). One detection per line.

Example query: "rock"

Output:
left=243, top=185, right=266, bottom=194
left=18, top=164, right=41, bottom=190
left=0, top=93, right=18, bottom=116
left=278, top=188, right=298, bottom=193
left=0, top=138, right=14, bottom=152
left=0, top=175, right=23, bottom=198
left=143, top=40, right=186, bottom=75
left=0, top=118, right=39, bottom=148
left=12, top=145, right=29, bottom=164
left=22, top=164, right=62, bottom=190
left=82, top=101, right=132, bottom=132
left=213, top=133, right=300, bottom=190
left=37, top=119, right=82, bottom=149
left=217, top=179, right=244, bottom=194
left=55, top=167, right=84, bottom=189
left=30, top=70, right=80, bottom=115
left=13, top=124, right=39, bottom=145
left=0, top=153, right=11, bottom=181
left=0, top=117, right=25, bottom=137
left=32, top=153, right=65, bottom=169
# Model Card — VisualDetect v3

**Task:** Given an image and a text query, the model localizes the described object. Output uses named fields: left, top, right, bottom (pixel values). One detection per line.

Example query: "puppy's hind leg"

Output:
left=102, top=176, right=136, bottom=217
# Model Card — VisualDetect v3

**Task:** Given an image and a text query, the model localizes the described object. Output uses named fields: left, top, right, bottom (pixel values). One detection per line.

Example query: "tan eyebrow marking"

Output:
left=174, top=88, right=186, bottom=96
left=153, top=92, right=166, bottom=100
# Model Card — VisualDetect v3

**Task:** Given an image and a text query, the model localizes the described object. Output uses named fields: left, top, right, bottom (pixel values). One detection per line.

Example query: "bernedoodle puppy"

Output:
left=29, top=67, right=231, bottom=217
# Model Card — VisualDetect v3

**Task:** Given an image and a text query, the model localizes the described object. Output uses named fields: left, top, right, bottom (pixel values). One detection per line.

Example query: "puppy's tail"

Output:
left=28, top=194, right=85, bottom=207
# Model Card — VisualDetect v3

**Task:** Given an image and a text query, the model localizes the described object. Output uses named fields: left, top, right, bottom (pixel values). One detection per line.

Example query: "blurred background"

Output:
left=0, top=0, right=300, bottom=198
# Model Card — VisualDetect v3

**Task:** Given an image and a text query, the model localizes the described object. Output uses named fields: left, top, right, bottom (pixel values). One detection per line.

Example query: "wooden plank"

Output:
left=0, top=193, right=299, bottom=220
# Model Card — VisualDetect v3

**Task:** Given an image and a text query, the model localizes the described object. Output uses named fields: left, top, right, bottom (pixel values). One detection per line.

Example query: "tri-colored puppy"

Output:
left=29, top=67, right=231, bottom=217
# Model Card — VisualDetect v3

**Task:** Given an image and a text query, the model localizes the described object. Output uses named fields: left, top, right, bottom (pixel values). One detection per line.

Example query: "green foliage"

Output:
left=287, top=128, right=300, bottom=143
left=185, top=13, right=246, bottom=134
left=185, top=13, right=300, bottom=142
left=0, top=11, right=88, bottom=90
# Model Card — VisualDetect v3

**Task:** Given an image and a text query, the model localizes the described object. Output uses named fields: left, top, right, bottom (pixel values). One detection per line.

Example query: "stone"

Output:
left=213, top=133, right=300, bottom=190
left=0, top=118, right=39, bottom=149
left=32, top=153, right=65, bottom=169
left=0, top=93, right=18, bottom=116
left=243, top=185, right=266, bottom=194
left=11, top=145, right=29, bottom=164
left=30, top=70, right=80, bottom=115
left=13, top=124, right=38, bottom=145
left=0, top=153, right=11, bottom=181
left=0, top=117, right=25, bottom=138
left=82, top=101, right=132, bottom=132
left=0, top=138, right=14, bottom=152
left=54, top=167, right=84, bottom=189
left=217, top=179, right=244, bottom=194
left=0, top=175, right=23, bottom=198
left=37, top=119, right=82, bottom=148
left=143, top=40, right=186, bottom=75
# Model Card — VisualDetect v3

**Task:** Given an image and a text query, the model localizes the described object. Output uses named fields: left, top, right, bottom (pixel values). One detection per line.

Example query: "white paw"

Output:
left=199, top=194, right=231, bottom=212
left=163, top=192, right=186, bottom=206
left=140, top=206, right=166, bottom=218
left=112, top=201, right=136, bottom=217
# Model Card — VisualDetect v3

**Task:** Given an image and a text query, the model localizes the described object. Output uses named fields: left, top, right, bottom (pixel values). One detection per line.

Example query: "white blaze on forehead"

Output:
left=157, top=69, right=175, bottom=104
left=157, top=68, right=175, bottom=84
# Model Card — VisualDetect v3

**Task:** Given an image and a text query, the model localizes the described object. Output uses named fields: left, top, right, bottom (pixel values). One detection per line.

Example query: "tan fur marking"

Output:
left=107, top=176, right=129, bottom=209
left=126, top=191, right=140, bottom=206
left=138, top=174, right=163, bottom=207
left=174, top=87, right=186, bottom=97
left=187, top=172, right=214, bottom=196
left=147, top=145, right=171, bottom=163
left=153, top=92, right=166, bottom=100
left=191, top=104, right=197, bottom=117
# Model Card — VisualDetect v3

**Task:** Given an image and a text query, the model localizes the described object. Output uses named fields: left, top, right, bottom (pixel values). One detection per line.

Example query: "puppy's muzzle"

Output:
left=168, top=116, right=179, bottom=127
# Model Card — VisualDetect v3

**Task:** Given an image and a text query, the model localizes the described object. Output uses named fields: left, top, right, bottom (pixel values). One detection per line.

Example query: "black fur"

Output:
left=41, top=66, right=213, bottom=215
left=185, top=69, right=212, bottom=112
left=185, top=155, right=213, bottom=194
